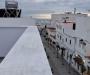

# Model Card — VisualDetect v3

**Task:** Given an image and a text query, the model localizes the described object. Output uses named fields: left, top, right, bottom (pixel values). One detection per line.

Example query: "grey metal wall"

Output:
left=0, top=27, right=26, bottom=57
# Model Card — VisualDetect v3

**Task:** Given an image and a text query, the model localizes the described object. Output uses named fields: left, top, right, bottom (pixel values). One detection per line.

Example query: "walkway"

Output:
left=41, top=35, right=80, bottom=75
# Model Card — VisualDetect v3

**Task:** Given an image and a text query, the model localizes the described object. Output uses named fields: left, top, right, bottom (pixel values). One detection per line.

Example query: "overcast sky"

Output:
left=0, top=0, right=90, bottom=17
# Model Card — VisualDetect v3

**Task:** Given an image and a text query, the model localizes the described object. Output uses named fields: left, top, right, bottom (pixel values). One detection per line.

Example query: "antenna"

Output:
left=74, top=8, right=76, bottom=14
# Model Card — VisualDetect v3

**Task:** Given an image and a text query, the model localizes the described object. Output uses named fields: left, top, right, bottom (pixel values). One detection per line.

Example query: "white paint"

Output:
left=0, top=17, right=35, bottom=57
left=0, top=17, right=52, bottom=75
left=0, top=27, right=26, bottom=57
left=52, top=13, right=90, bottom=73
left=0, top=26, right=52, bottom=75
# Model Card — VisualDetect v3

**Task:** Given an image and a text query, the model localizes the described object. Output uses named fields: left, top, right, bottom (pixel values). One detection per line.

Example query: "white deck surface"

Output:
left=0, top=26, right=52, bottom=75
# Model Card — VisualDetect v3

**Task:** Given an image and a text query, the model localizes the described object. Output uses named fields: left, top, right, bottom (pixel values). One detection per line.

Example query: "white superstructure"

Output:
left=51, top=12, right=90, bottom=75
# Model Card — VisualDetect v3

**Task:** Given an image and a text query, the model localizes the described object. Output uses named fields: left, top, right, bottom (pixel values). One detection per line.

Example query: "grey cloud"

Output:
left=0, top=0, right=90, bottom=15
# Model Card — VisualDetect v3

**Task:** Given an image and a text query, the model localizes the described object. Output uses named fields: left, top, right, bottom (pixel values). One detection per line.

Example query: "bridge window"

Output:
left=73, top=23, right=76, bottom=30
left=70, top=40, right=71, bottom=45
left=60, top=36, right=61, bottom=40
left=66, top=38, right=67, bottom=42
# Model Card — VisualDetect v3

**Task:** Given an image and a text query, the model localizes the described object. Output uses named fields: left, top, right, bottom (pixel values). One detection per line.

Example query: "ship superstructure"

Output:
left=51, top=12, right=90, bottom=75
